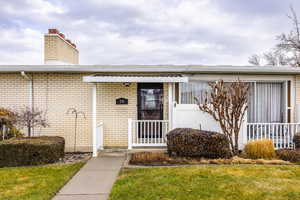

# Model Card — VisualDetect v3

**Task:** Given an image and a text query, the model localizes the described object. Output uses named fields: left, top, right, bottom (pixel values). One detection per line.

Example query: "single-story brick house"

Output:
left=1, top=29, right=300, bottom=156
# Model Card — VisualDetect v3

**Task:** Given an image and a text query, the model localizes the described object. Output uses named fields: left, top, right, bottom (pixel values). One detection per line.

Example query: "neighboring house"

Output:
left=1, top=29, right=300, bottom=156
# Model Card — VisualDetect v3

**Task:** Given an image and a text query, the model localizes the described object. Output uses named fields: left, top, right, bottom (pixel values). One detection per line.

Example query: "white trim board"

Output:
left=188, top=74, right=295, bottom=82
left=83, top=76, right=189, bottom=83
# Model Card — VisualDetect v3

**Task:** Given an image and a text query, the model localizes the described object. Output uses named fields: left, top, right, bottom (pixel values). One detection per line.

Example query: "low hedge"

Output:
left=276, top=149, right=300, bottom=163
left=294, top=133, right=300, bottom=150
left=166, top=128, right=231, bottom=158
left=0, top=136, right=65, bottom=167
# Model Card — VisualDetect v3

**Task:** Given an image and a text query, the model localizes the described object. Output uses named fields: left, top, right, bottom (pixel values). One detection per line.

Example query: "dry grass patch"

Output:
left=129, top=152, right=292, bottom=166
left=244, top=139, right=276, bottom=159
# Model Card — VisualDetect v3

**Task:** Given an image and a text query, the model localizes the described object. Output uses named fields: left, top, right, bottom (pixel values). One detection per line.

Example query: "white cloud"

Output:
left=0, top=28, right=42, bottom=64
left=29, top=0, right=65, bottom=15
left=3, top=0, right=64, bottom=17
left=0, top=0, right=298, bottom=65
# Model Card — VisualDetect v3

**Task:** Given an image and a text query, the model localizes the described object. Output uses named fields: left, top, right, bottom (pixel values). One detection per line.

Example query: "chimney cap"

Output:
left=46, top=29, right=77, bottom=49
left=59, top=33, right=65, bottom=39
left=48, top=28, right=59, bottom=34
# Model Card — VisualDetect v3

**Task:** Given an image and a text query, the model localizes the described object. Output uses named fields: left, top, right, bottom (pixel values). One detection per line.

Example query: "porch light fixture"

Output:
left=123, top=82, right=131, bottom=87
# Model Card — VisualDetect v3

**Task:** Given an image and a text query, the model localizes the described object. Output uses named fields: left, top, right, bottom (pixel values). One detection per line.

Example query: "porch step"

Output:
left=128, top=148, right=167, bottom=153
left=98, top=148, right=167, bottom=157
left=98, top=149, right=127, bottom=157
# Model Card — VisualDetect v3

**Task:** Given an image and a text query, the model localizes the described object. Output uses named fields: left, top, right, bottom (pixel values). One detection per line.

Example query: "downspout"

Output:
left=21, top=71, right=34, bottom=136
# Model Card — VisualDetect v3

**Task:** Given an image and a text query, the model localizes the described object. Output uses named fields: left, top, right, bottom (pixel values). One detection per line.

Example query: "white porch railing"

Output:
left=246, top=123, right=300, bottom=149
left=128, top=119, right=169, bottom=149
left=0, top=125, right=10, bottom=141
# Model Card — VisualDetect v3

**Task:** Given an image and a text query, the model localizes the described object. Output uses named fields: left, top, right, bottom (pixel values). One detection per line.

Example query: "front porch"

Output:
left=84, top=74, right=300, bottom=157
left=83, top=74, right=187, bottom=157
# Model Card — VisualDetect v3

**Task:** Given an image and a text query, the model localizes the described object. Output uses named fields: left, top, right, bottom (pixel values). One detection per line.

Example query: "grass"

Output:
left=110, top=165, right=300, bottom=200
left=0, top=162, right=85, bottom=200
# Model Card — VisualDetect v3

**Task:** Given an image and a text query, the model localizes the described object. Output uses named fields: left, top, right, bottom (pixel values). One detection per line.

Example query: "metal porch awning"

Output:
left=83, top=74, right=189, bottom=83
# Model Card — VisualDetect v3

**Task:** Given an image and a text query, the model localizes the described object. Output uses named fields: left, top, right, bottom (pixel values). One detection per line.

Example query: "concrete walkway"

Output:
left=53, top=153, right=125, bottom=200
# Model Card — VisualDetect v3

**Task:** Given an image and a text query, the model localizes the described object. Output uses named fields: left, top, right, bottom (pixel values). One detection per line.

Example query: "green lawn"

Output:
left=110, top=165, right=300, bottom=200
left=0, top=162, right=85, bottom=200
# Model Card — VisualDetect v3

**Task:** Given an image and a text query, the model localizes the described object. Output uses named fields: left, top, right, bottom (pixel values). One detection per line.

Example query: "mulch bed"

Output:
left=124, top=152, right=293, bottom=168
left=1, top=152, right=92, bottom=169
left=56, top=152, right=92, bottom=165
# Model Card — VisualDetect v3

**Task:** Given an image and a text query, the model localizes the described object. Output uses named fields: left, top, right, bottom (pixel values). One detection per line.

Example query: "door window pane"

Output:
left=138, top=84, right=163, bottom=120
left=140, top=89, right=162, bottom=110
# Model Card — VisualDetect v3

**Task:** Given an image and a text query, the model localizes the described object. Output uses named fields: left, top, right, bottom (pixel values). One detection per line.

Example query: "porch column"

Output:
left=168, top=83, right=174, bottom=130
left=92, top=83, right=97, bottom=157
left=128, top=118, right=133, bottom=150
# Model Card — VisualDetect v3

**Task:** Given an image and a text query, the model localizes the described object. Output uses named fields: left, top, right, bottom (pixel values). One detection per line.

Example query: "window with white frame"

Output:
left=179, top=81, right=211, bottom=104
left=247, top=82, right=287, bottom=123
left=179, top=81, right=289, bottom=123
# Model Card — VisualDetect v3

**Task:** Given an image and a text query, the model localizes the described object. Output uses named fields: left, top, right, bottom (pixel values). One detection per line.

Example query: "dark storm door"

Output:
left=137, top=83, right=163, bottom=139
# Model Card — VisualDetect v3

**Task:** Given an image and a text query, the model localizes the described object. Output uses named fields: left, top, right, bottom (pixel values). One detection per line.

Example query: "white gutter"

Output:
left=1, top=65, right=300, bottom=74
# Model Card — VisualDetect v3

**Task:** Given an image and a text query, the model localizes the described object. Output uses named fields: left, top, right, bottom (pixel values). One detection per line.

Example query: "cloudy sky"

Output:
left=0, top=0, right=299, bottom=65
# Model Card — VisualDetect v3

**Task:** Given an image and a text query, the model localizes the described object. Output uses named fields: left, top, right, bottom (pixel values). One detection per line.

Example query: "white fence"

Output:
left=128, top=119, right=169, bottom=149
left=246, top=123, right=300, bottom=149
left=173, top=104, right=223, bottom=132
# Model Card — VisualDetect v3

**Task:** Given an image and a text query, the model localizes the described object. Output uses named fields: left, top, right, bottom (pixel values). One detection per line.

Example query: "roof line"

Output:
left=0, top=64, right=300, bottom=74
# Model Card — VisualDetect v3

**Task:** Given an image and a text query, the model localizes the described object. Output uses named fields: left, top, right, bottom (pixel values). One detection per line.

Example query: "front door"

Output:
left=137, top=83, right=164, bottom=139
left=138, top=83, right=163, bottom=120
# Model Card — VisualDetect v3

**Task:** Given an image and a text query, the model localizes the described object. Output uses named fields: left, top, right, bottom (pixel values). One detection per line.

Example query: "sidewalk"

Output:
left=53, top=152, right=125, bottom=200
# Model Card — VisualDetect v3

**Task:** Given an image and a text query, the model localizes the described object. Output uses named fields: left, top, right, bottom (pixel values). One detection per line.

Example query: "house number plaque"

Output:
left=116, top=98, right=128, bottom=105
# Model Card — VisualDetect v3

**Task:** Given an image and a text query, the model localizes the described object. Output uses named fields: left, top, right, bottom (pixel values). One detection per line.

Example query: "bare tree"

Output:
left=276, top=6, right=300, bottom=67
left=249, top=6, right=300, bottom=67
left=16, top=107, right=49, bottom=137
left=248, top=49, right=290, bottom=66
left=248, top=54, right=261, bottom=66
left=264, top=50, right=289, bottom=66
left=195, top=80, right=249, bottom=155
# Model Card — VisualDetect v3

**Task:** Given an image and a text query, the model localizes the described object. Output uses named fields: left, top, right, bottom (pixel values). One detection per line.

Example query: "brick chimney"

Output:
left=44, top=29, right=79, bottom=64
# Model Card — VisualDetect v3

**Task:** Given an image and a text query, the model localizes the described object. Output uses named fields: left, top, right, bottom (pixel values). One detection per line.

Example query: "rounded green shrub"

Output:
left=166, top=128, right=231, bottom=158
left=0, top=136, right=65, bottom=167
left=293, top=133, right=300, bottom=150
left=276, top=149, right=300, bottom=163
